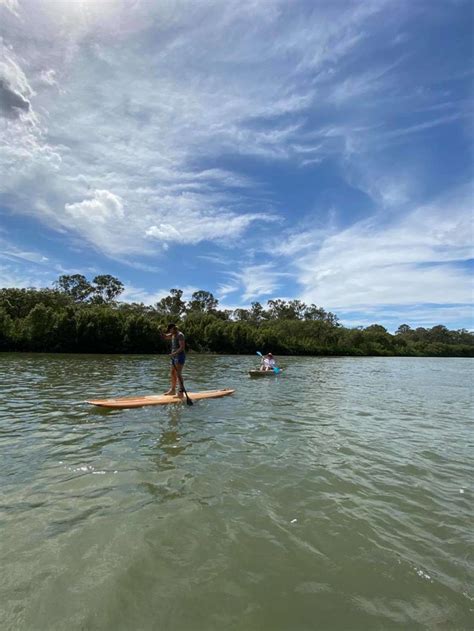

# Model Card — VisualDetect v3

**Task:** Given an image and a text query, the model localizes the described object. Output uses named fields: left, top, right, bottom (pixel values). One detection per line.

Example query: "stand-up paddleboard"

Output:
left=248, top=370, right=283, bottom=377
left=86, top=388, right=235, bottom=409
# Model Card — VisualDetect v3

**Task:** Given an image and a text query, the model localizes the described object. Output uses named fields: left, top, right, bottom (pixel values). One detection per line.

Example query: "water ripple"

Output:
left=0, top=353, right=472, bottom=630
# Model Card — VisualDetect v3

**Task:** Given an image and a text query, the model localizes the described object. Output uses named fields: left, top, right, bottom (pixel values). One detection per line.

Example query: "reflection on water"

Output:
left=0, top=353, right=473, bottom=630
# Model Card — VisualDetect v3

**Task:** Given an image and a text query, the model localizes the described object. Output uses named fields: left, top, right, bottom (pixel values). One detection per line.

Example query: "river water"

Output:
left=0, top=354, right=472, bottom=630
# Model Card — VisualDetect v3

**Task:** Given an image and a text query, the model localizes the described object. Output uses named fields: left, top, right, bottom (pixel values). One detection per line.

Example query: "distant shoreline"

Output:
left=1, top=350, right=473, bottom=358
left=1, top=284, right=473, bottom=358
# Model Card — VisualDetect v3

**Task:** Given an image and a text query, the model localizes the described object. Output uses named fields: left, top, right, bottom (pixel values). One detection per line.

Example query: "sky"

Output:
left=0, top=0, right=473, bottom=331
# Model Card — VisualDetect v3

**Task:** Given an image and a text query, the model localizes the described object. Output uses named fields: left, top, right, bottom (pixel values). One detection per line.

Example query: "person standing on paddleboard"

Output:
left=162, top=323, right=186, bottom=397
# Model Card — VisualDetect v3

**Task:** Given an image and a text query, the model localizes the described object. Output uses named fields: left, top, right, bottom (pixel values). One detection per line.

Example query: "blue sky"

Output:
left=0, top=0, right=472, bottom=331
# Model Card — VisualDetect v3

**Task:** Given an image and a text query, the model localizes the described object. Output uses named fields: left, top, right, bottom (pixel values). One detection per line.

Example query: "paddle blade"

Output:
left=273, top=366, right=281, bottom=373
left=256, top=351, right=263, bottom=357
left=185, top=396, right=194, bottom=406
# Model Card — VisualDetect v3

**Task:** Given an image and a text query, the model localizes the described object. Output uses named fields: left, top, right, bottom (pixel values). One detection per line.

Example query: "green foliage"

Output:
left=0, top=287, right=72, bottom=318
left=76, top=307, right=124, bottom=353
left=54, top=274, right=124, bottom=304
left=22, top=304, right=57, bottom=351
left=0, top=277, right=472, bottom=356
left=55, top=274, right=94, bottom=303
left=91, top=275, right=125, bottom=304
left=123, top=315, right=163, bottom=354
left=155, top=288, right=187, bottom=319
left=230, top=323, right=257, bottom=353
left=0, top=307, right=13, bottom=350
left=187, top=290, right=219, bottom=314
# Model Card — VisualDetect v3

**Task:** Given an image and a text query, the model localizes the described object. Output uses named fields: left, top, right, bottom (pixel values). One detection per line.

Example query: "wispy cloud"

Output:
left=281, top=186, right=473, bottom=310
left=230, top=264, right=294, bottom=302
left=0, top=0, right=20, bottom=17
left=1, top=249, right=48, bottom=265
left=0, top=0, right=414, bottom=261
left=217, top=282, right=240, bottom=301
left=0, top=263, right=53, bottom=289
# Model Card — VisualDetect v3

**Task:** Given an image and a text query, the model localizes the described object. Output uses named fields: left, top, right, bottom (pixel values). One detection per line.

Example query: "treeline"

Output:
left=0, top=274, right=472, bottom=356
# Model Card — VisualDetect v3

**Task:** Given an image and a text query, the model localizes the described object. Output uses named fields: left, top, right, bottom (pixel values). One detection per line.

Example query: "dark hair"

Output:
left=166, top=323, right=177, bottom=332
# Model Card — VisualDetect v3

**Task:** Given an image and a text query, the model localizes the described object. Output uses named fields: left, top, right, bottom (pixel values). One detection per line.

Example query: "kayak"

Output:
left=86, top=388, right=235, bottom=409
left=248, top=370, right=283, bottom=377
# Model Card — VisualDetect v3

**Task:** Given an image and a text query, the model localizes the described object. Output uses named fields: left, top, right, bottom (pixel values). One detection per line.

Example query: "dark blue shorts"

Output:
left=171, top=352, right=186, bottom=366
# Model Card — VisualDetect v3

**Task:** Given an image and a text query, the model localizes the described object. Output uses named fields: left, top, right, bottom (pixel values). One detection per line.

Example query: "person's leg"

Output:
left=164, top=363, right=178, bottom=395
left=175, top=363, right=184, bottom=398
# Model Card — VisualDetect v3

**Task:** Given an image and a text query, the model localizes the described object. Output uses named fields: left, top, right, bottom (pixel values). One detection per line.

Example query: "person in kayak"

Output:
left=260, top=352, right=278, bottom=371
left=162, top=323, right=186, bottom=396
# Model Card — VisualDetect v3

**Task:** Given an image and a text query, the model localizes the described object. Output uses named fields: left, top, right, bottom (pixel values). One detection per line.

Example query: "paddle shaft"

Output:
left=171, top=356, right=193, bottom=405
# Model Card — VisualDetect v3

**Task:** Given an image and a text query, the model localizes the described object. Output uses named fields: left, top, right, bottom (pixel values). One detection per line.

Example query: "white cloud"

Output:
left=121, top=284, right=199, bottom=306
left=65, top=190, right=124, bottom=222
left=120, top=285, right=169, bottom=306
left=0, top=41, right=34, bottom=120
left=283, top=187, right=474, bottom=309
left=381, top=112, right=466, bottom=140
left=230, top=263, right=293, bottom=302
left=217, top=282, right=240, bottom=300
left=2, top=249, right=48, bottom=264
left=0, top=0, right=407, bottom=261
left=0, top=237, right=52, bottom=268
left=0, top=263, right=53, bottom=289
left=38, top=69, right=57, bottom=87
left=0, top=0, right=20, bottom=17
left=145, top=224, right=181, bottom=241
left=328, top=60, right=402, bottom=106
left=339, top=304, right=474, bottom=331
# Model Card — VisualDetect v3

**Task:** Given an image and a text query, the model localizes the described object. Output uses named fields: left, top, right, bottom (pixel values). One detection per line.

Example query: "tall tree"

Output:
left=395, top=324, right=412, bottom=335
left=55, top=274, right=94, bottom=303
left=249, top=302, right=267, bottom=322
left=155, top=289, right=187, bottom=319
left=428, top=325, right=450, bottom=343
left=187, top=290, right=218, bottom=314
left=233, top=308, right=251, bottom=321
left=92, top=275, right=124, bottom=304
left=304, top=304, right=339, bottom=326
left=304, top=304, right=327, bottom=321
left=267, top=299, right=307, bottom=320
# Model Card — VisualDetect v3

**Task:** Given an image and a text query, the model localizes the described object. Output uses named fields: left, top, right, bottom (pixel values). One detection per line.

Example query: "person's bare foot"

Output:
left=163, top=389, right=176, bottom=396
left=177, top=391, right=184, bottom=399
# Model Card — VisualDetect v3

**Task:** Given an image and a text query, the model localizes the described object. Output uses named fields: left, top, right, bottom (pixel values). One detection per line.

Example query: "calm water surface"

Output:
left=0, top=354, right=472, bottom=630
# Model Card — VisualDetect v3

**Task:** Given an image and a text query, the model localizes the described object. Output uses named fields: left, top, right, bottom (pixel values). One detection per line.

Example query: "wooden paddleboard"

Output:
left=86, top=388, right=235, bottom=409
left=248, top=370, right=283, bottom=377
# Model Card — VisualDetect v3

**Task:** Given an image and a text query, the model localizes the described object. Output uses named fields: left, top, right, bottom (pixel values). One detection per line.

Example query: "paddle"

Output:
left=171, top=356, right=193, bottom=406
left=256, top=351, right=281, bottom=373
